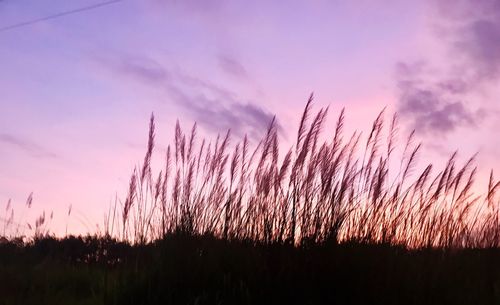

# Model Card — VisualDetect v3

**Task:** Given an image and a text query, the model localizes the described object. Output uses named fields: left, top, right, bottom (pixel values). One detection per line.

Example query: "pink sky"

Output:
left=1, top=0, right=500, bottom=235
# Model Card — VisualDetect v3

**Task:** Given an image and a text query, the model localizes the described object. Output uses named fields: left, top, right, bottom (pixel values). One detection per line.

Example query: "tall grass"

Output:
left=3, top=95, right=500, bottom=305
left=104, top=95, right=500, bottom=248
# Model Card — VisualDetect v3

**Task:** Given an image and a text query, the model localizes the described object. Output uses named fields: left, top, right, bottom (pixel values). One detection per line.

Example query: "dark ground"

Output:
left=1, top=233, right=500, bottom=305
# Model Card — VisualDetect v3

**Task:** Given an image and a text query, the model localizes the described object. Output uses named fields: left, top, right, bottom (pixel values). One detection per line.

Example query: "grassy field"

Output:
left=2, top=97, right=500, bottom=304
left=2, top=234, right=500, bottom=305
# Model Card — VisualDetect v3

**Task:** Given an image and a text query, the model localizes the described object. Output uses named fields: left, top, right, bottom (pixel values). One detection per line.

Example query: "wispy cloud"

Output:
left=165, top=83, right=278, bottom=140
left=97, top=53, right=279, bottom=141
left=439, top=0, right=500, bottom=80
left=217, top=53, right=248, bottom=79
left=100, top=55, right=169, bottom=84
left=0, top=133, right=58, bottom=159
left=395, top=0, right=500, bottom=136
left=395, top=61, right=483, bottom=135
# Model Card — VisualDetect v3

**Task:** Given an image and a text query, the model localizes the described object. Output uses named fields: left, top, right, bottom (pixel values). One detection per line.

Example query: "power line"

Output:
left=0, top=0, right=124, bottom=33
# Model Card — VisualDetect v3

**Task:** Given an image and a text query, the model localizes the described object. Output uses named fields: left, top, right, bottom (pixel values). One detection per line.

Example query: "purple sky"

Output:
left=1, top=0, right=500, bottom=235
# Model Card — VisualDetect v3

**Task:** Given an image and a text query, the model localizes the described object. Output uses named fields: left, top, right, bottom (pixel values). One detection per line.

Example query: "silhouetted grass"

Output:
left=107, top=95, right=500, bottom=248
left=3, top=95, right=500, bottom=304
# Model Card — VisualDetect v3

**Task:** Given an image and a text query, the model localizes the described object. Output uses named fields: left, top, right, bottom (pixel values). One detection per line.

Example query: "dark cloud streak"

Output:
left=98, top=54, right=279, bottom=141
left=0, top=133, right=58, bottom=159
left=217, top=54, right=248, bottom=79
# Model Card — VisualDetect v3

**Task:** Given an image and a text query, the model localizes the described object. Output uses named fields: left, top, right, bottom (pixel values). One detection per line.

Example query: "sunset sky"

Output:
left=1, top=0, right=500, bottom=235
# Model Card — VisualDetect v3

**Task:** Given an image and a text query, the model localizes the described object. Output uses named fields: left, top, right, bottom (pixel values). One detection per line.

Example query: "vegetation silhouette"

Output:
left=2, top=95, right=500, bottom=305
left=110, top=94, right=500, bottom=249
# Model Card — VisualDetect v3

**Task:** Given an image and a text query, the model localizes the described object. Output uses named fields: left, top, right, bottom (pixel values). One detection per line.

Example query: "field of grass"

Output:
left=3, top=234, right=500, bottom=305
left=2, top=96, right=500, bottom=304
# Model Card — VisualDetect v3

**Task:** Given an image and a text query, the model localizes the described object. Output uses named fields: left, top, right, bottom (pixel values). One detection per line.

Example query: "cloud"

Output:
left=395, top=61, right=483, bottom=135
left=441, top=0, right=500, bottom=80
left=458, top=19, right=500, bottom=79
left=395, top=0, right=500, bottom=136
left=0, top=133, right=58, bottom=159
left=98, top=53, right=279, bottom=141
left=99, top=55, right=169, bottom=84
left=165, top=83, right=278, bottom=140
left=217, top=54, right=248, bottom=79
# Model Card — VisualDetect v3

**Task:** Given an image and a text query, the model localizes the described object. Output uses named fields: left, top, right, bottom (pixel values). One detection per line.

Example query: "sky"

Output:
left=1, top=0, right=500, bottom=235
